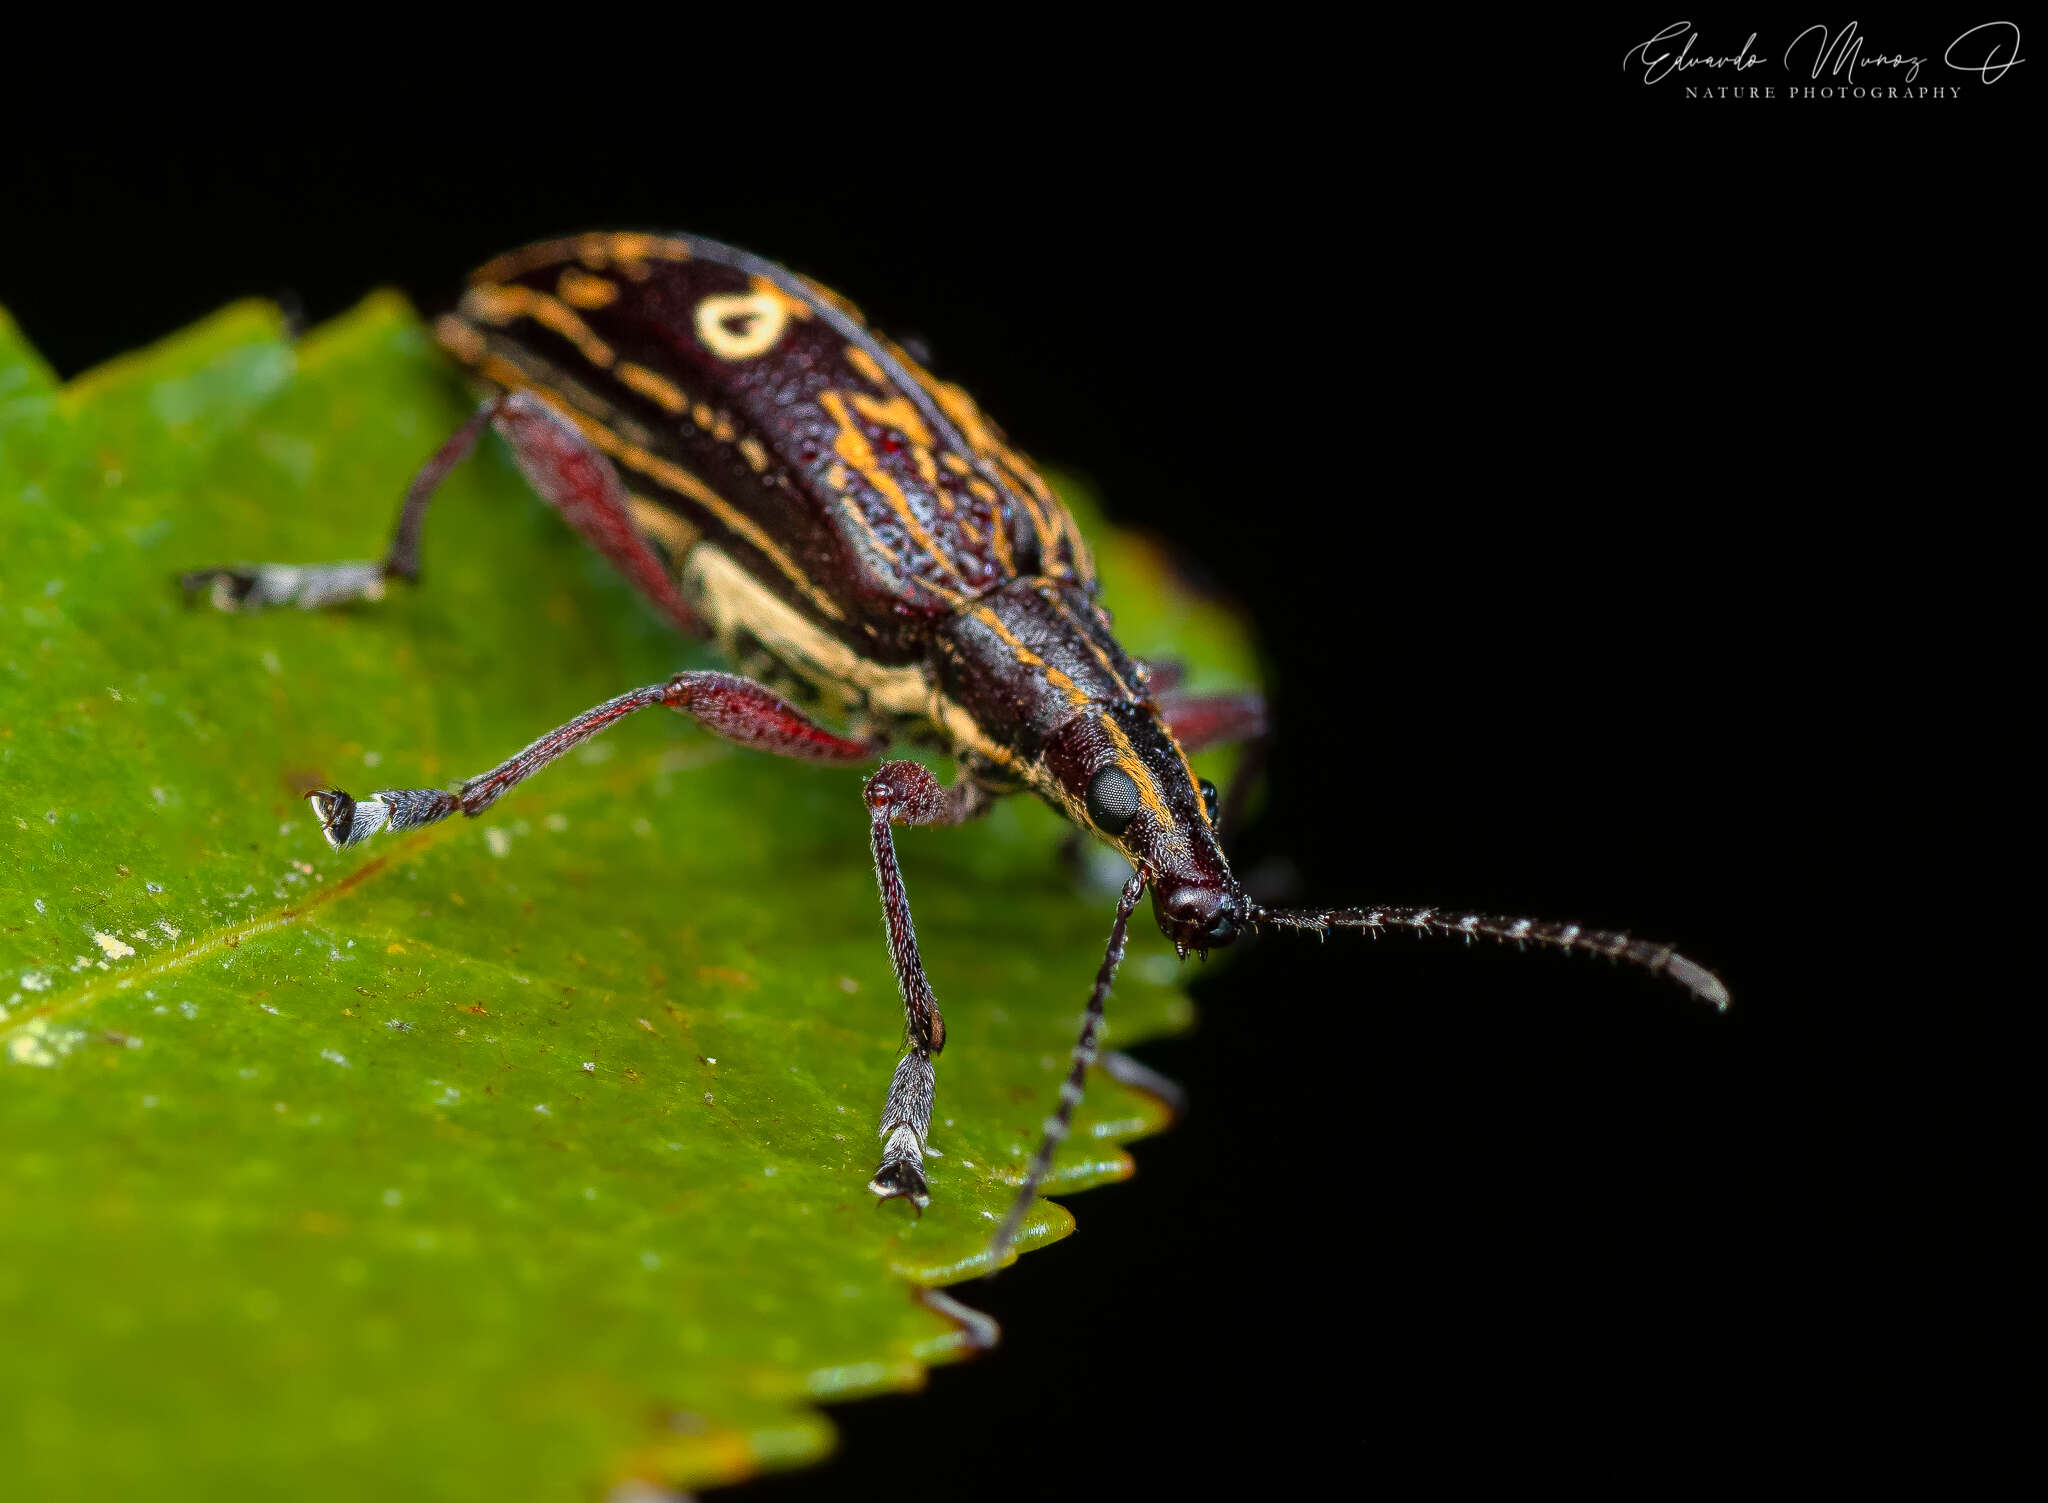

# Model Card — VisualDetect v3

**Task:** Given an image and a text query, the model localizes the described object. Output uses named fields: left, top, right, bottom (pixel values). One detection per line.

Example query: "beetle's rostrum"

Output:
left=183, top=231, right=1726, bottom=1273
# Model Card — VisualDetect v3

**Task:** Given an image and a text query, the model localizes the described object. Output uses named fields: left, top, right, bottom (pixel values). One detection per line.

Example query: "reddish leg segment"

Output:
left=308, top=671, right=876, bottom=849
left=863, top=760, right=993, bottom=1210
left=183, top=392, right=706, bottom=638
left=1159, top=686, right=1270, bottom=839
left=1157, top=688, right=1267, bottom=753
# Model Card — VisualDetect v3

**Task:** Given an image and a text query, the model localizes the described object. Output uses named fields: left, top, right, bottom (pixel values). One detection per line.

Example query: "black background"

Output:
left=4, top=10, right=2024, bottom=1494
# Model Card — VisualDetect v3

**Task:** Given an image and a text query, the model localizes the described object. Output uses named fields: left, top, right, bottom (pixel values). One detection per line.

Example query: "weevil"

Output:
left=183, top=231, right=1727, bottom=1261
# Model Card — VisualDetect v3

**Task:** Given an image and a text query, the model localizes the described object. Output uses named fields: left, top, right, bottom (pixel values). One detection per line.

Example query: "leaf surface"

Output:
left=0, top=296, right=1258, bottom=1500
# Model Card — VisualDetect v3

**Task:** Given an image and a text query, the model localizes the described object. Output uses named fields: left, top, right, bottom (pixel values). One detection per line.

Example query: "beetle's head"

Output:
left=1042, top=703, right=1245, bottom=956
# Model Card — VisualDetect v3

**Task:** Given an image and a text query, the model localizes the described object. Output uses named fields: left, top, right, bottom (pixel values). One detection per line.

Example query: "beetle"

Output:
left=183, top=231, right=1726, bottom=1261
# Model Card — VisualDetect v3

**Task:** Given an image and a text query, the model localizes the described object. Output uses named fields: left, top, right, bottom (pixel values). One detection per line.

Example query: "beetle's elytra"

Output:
left=184, top=231, right=1726, bottom=1260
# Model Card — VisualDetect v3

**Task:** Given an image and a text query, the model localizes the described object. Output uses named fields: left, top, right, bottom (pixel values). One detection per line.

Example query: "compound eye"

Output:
left=1199, top=778, right=1220, bottom=824
left=1085, top=765, right=1142, bottom=835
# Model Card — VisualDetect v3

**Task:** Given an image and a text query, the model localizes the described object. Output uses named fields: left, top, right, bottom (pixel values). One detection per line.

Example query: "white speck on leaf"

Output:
left=485, top=828, right=512, bottom=858
left=543, top=813, right=568, bottom=833
left=322, top=1049, right=349, bottom=1067
left=179, top=1001, right=197, bottom=1019
left=21, top=972, right=51, bottom=992
left=93, top=932, right=136, bottom=960
left=7, top=1018, right=86, bottom=1067
left=33, top=898, right=45, bottom=914
left=533, top=1103, right=550, bottom=1115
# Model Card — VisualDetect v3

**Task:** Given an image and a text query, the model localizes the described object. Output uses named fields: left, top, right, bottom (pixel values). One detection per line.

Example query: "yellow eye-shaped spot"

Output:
left=695, top=291, right=789, bottom=360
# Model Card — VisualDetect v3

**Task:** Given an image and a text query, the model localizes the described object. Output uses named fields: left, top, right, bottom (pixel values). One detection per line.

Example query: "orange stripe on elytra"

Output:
left=851, top=391, right=936, bottom=449
left=461, top=231, right=692, bottom=283
left=845, top=346, right=888, bottom=387
left=461, top=284, right=616, bottom=369
left=819, top=390, right=967, bottom=590
left=556, top=267, right=620, bottom=309
left=616, top=361, right=687, bottom=414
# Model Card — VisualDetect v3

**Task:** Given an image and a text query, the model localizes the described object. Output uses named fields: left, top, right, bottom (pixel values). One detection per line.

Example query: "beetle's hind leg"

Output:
left=863, top=761, right=993, bottom=1210
left=183, top=396, right=507, bottom=612
left=183, top=391, right=706, bottom=638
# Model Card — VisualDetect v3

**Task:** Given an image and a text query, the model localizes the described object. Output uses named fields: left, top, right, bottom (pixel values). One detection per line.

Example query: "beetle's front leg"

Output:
left=863, top=760, right=992, bottom=1210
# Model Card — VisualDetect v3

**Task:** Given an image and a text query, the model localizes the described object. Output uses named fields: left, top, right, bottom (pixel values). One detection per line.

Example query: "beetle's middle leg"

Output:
left=863, top=760, right=993, bottom=1210
left=307, top=670, right=877, bottom=848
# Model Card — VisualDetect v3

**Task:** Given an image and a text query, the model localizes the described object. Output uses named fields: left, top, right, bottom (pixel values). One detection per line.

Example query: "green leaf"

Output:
left=0, top=296, right=1259, bottom=1500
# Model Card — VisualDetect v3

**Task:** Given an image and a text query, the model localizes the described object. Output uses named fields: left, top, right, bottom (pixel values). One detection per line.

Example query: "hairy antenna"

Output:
left=1248, top=903, right=1728, bottom=1010
left=987, top=870, right=1147, bottom=1267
